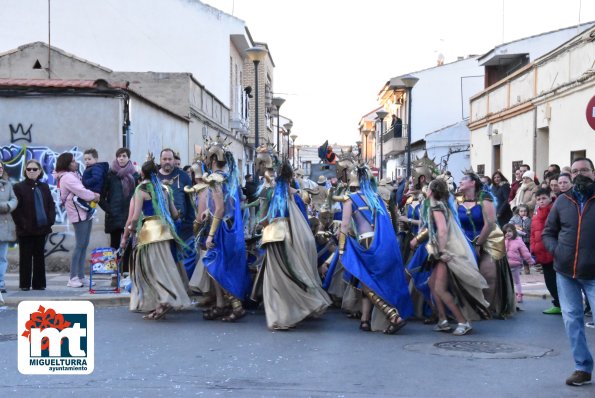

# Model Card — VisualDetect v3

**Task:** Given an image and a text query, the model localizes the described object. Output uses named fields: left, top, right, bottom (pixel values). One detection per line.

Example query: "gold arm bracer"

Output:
left=414, top=228, right=429, bottom=243
left=208, top=216, right=222, bottom=237
left=338, top=232, right=346, bottom=255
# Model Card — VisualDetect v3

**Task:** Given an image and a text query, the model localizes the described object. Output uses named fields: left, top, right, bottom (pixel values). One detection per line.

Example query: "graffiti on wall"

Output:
left=1, top=138, right=85, bottom=257
left=9, top=123, right=33, bottom=143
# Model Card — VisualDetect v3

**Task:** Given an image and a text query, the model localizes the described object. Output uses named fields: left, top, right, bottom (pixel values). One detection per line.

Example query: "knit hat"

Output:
left=522, top=170, right=535, bottom=180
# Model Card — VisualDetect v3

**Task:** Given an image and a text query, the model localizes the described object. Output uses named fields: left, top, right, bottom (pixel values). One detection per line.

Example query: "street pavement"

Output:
left=1, top=270, right=594, bottom=397
left=0, top=269, right=553, bottom=308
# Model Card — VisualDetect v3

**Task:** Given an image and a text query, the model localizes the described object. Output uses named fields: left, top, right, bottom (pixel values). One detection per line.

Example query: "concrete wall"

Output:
left=0, top=93, right=189, bottom=270
left=0, top=95, right=122, bottom=269
left=128, top=95, right=189, bottom=165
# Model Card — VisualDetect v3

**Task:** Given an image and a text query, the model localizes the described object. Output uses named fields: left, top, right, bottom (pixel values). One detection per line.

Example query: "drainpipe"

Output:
left=532, top=108, right=537, bottom=171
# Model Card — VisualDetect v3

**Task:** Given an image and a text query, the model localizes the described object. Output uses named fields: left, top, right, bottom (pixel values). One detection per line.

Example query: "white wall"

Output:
left=128, top=98, right=189, bottom=165
left=409, top=58, right=484, bottom=142
left=470, top=27, right=595, bottom=179
left=0, top=0, right=246, bottom=107
left=425, top=121, right=471, bottom=182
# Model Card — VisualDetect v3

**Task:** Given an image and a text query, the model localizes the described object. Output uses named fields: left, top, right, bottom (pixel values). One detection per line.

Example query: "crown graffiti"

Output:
left=9, top=123, right=33, bottom=143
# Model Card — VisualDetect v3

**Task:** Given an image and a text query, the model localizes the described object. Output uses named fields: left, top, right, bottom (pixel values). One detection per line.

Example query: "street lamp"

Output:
left=362, top=129, right=371, bottom=163
left=245, top=46, right=269, bottom=174
left=401, top=74, right=419, bottom=179
left=272, top=97, right=285, bottom=155
left=284, top=121, right=293, bottom=159
left=376, top=110, right=388, bottom=180
left=290, top=134, right=297, bottom=167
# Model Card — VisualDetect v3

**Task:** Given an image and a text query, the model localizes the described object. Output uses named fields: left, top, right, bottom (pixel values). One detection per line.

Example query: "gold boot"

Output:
left=365, top=289, right=407, bottom=334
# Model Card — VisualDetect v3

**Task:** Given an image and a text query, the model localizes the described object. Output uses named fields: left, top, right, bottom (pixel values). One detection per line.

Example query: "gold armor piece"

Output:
left=137, top=216, right=174, bottom=246
left=261, top=218, right=289, bottom=244
left=184, top=182, right=209, bottom=193
left=482, top=224, right=506, bottom=260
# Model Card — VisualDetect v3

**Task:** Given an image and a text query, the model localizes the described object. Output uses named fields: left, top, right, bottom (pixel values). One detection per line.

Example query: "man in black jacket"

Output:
left=542, top=157, right=595, bottom=387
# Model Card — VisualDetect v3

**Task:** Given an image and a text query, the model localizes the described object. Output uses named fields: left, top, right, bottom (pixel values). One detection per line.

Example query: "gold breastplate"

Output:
left=137, top=216, right=174, bottom=246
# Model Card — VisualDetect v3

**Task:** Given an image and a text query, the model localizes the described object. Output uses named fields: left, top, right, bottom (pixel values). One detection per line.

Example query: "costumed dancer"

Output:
left=251, top=162, right=331, bottom=330
left=457, top=172, right=516, bottom=318
left=399, top=183, right=432, bottom=320
left=123, top=158, right=191, bottom=320
left=201, top=136, right=250, bottom=322
left=411, top=179, right=490, bottom=335
left=328, top=164, right=413, bottom=334
left=184, top=160, right=213, bottom=303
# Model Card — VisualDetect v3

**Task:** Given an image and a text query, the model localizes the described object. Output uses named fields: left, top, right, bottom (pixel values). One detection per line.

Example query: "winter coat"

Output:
left=509, top=214, right=531, bottom=243
left=508, top=179, right=521, bottom=202
left=492, top=182, right=512, bottom=226
left=103, top=170, right=135, bottom=233
left=56, top=171, right=97, bottom=223
left=510, top=181, right=538, bottom=213
left=505, top=236, right=535, bottom=267
left=530, top=203, right=554, bottom=265
left=82, top=162, right=109, bottom=194
left=12, top=178, right=56, bottom=237
left=0, top=178, right=17, bottom=242
left=542, top=189, right=595, bottom=279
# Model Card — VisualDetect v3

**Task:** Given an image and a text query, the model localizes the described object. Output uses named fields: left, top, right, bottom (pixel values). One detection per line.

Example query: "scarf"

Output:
left=111, top=160, right=136, bottom=198
left=33, top=184, right=48, bottom=227
left=513, top=181, right=534, bottom=208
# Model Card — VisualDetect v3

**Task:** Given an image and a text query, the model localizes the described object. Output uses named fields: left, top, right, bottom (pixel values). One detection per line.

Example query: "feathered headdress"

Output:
left=203, top=132, right=231, bottom=163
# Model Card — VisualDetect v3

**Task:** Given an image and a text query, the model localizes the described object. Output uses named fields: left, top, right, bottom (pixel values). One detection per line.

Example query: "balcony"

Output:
left=381, top=124, right=408, bottom=156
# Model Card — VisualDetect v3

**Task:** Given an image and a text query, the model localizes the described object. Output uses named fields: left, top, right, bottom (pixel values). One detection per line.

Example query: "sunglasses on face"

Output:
left=26, top=168, right=40, bottom=172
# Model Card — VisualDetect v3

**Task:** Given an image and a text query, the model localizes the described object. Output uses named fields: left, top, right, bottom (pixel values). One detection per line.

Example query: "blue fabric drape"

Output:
left=203, top=187, right=250, bottom=300
left=338, top=200, right=413, bottom=318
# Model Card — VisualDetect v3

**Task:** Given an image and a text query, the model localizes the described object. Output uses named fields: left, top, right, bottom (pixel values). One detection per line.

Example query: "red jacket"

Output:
left=530, top=203, right=554, bottom=264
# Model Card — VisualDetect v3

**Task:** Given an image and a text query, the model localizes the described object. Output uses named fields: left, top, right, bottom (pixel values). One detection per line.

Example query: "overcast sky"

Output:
left=203, top=0, right=595, bottom=147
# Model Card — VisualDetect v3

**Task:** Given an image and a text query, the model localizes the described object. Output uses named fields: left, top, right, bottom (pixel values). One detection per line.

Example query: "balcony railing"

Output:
left=375, top=124, right=408, bottom=156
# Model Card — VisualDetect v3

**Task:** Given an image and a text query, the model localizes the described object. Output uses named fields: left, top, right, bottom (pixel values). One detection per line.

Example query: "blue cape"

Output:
left=328, top=199, right=413, bottom=318
left=203, top=187, right=250, bottom=300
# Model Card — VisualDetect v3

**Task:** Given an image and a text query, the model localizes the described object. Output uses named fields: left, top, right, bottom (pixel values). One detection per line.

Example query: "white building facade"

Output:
left=469, top=25, right=595, bottom=179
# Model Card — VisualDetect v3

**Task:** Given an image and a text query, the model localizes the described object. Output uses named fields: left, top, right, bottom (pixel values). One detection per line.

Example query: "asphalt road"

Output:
left=1, top=298, right=594, bottom=398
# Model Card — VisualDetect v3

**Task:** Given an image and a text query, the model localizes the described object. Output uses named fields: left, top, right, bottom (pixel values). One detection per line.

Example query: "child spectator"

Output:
left=503, top=223, right=535, bottom=303
left=530, top=188, right=561, bottom=315
left=82, top=148, right=109, bottom=194
left=508, top=204, right=532, bottom=274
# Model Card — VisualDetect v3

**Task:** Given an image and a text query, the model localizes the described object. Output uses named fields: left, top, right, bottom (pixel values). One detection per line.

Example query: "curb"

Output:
left=1, top=294, right=130, bottom=309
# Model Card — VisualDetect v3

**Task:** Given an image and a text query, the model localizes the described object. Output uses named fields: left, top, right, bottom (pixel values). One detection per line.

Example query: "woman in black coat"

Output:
left=102, top=148, right=138, bottom=250
left=491, top=171, right=513, bottom=227
left=12, top=159, right=56, bottom=290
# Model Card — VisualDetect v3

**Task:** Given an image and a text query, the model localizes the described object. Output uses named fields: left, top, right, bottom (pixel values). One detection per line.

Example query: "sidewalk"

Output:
left=0, top=269, right=552, bottom=308
left=0, top=272, right=130, bottom=308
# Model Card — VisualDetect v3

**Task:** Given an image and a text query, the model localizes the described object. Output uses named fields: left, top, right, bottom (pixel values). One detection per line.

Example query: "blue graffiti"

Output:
left=1, top=144, right=84, bottom=224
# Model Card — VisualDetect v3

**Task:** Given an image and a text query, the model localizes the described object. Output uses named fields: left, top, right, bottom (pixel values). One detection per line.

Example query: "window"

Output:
left=511, top=160, right=523, bottom=180
left=571, top=150, right=586, bottom=165
left=476, top=164, right=485, bottom=175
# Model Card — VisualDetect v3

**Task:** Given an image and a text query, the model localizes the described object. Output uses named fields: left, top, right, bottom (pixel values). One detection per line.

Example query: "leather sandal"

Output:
left=143, top=310, right=158, bottom=320
left=359, top=320, right=371, bottom=332
left=384, top=316, right=407, bottom=335
left=202, top=306, right=226, bottom=321
left=347, top=311, right=363, bottom=319
left=152, top=304, right=172, bottom=320
left=221, top=307, right=246, bottom=322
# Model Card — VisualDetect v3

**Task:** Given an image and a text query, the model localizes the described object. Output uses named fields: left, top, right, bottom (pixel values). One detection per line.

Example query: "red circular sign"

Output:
left=587, top=95, right=595, bottom=130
